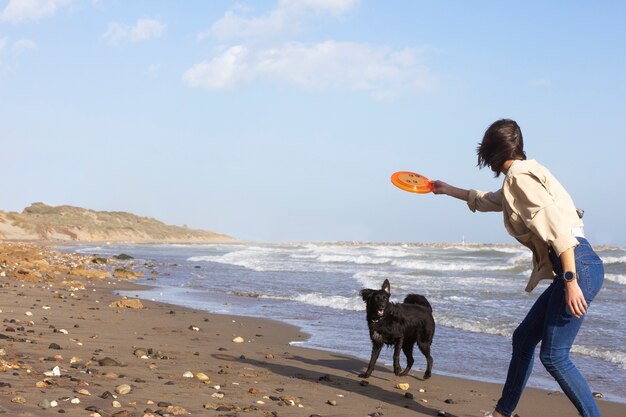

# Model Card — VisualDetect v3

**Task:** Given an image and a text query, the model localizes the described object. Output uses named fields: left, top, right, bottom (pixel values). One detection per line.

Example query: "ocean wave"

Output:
left=435, top=316, right=514, bottom=338
left=444, top=245, right=527, bottom=254
left=317, top=254, right=391, bottom=265
left=571, top=345, right=626, bottom=370
left=391, top=259, right=513, bottom=271
left=239, top=292, right=364, bottom=311
left=605, top=274, right=626, bottom=285
left=289, top=254, right=319, bottom=259
left=370, top=246, right=414, bottom=258
left=444, top=295, right=475, bottom=302
left=188, top=251, right=273, bottom=271
left=73, top=246, right=105, bottom=253
left=601, top=256, right=626, bottom=265
left=352, top=270, right=388, bottom=286
left=187, top=245, right=303, bottom=271
left=293, top=293, right=363, bottom=311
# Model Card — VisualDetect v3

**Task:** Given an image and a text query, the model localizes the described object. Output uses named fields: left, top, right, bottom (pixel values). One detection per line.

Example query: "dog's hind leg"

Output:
left=359, top=342, right=383, bottom=378
left=399, top=341, right=415, bottom=376
left=417, top=342, right=433, bottom=379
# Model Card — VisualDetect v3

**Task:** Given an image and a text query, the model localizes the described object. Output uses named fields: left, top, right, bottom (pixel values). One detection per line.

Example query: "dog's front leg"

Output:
left=393, top=338, right=403, bottom=375
left=359, top=342, right=383, bottom=378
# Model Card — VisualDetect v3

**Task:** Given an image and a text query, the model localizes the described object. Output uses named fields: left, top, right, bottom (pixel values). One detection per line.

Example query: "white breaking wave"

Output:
left=605, top=274, right=626, bottom=285
left=391, top=259, right=513, bottom=271
left=507, top=252, right=532, bottom=265
left=188, top=246, right=299, bottom=271
left=601, top=256, right=626, bottom=265
left=257, top=292, right=363, bottom=311
left=445, top=245, right=527, bottom=254
left=317, top=254, right=391, bottom=265
left=370, top=246, right=414, bottom=258
left=290, top=254, right=319, bottom=259
left=74, top=246, right=104, bottom=253
left=435, top=316, right=514, bottom=338
left=444, top=295, right=475, bottom=302
left=293, top=293, right=363, bottom=311
left=353, top=270, right=392, bottom=289
left=188, top=253, right=267, bottom=271
left=571, top=345, right=626, bottom=370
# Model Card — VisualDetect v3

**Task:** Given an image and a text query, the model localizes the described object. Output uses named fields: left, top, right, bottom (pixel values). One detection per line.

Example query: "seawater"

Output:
left=63, top=242, right=626, bottom=403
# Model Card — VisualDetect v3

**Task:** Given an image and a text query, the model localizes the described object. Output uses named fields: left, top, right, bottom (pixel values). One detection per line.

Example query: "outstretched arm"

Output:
left=432, top=180, right=470, bottom=202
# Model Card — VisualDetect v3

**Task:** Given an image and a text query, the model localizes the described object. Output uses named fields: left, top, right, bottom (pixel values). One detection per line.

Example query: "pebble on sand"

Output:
left=115, top=384, right=132, bottom=395
left=43, top=365, right=61, bottom=376
left=195, top=372, right=210, bottom=381
left=98, top=357, right=122, bottom=366
left=109, top=299, right=144, bottom=309
left=232, top=336, right=245, bottom=343
left=11, top=395, right=26, bottom=404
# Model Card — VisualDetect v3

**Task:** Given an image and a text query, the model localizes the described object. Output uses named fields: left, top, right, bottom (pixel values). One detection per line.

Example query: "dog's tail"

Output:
left=403, top=294, right=432, bottom=312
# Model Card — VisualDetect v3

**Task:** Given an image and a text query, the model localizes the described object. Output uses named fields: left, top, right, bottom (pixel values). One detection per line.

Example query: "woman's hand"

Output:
left=564, top=280, right=588, bottom=319
left=559, top=247, right=586, bottom=318
left=431, top=180, right=450, bottom=195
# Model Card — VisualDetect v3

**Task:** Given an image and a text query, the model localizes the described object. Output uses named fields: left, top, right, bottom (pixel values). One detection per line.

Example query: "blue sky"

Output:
left=1, top=0, right=625, bottom=245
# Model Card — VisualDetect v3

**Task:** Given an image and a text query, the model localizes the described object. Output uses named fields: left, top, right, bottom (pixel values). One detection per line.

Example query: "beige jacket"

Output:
left=467, top=159, right=583, bottom=292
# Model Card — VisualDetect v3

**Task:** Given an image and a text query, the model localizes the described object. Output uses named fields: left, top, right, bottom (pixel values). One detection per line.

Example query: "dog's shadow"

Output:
left=293, top=353, right=429, bottom=381
left=241, top=353, right=458, bottom=417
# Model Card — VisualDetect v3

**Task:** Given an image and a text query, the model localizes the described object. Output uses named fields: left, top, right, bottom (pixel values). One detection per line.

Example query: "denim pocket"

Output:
left=576, top=255, right=604, bottom=302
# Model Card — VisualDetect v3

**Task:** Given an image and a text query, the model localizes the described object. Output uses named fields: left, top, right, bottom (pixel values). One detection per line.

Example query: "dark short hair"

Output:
left=477, top=119, right=526, bottom=177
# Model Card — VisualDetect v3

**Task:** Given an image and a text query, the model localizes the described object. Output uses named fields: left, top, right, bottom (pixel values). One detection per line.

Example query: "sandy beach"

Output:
left=0, top=242, right=624, bottom=417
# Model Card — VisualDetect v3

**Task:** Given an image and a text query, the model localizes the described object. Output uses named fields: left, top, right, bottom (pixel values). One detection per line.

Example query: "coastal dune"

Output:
left=0, top=242, right=624, bottom=417
left=0, top=203, right=233, bottom=243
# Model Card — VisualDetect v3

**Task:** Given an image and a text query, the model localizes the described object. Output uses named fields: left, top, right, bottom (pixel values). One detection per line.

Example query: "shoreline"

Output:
left=1, top=242, right=624, bottom=417
left=125, top=285, right=626, bottom=405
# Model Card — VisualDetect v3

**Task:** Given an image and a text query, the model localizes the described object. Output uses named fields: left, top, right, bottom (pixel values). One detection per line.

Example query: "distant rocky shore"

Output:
left=0, top=203, right=233, bottom=243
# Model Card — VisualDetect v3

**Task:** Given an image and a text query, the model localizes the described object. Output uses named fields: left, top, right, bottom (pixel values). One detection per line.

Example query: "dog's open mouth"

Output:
left=377, top=308, right=385, bottom=317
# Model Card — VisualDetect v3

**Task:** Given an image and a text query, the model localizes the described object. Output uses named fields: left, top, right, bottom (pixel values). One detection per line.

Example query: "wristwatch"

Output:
left=563, top=271, right=578, bottom=282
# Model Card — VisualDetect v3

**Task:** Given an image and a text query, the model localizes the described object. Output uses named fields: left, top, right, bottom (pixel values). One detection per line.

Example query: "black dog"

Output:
left=359, top=279, right=435, bottom=379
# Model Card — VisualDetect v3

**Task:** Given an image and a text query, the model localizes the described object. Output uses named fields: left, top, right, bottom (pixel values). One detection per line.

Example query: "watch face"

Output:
left=564, top=271, right=575, bottom=281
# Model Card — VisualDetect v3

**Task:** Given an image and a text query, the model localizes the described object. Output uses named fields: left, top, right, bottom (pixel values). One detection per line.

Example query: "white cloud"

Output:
left=12, top=38, right=38, bottom=52
left=0, top=37, right=37, bottom=73
left=201, top=0, right=359, bottom=40
left=102, top=18, right=166, bottom=45
left=182, top=41, right=435, bottom=100
left=0, top=0, right=71, bottom=23
left=188, top=0, right=435, bottom=100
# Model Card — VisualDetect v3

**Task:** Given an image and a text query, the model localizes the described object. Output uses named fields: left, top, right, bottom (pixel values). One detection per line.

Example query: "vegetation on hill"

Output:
left=0, top=202, right=232, bottom=243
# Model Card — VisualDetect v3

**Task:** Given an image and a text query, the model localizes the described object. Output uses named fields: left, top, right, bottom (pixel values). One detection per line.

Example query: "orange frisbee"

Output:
left=391, top=171, right=434, bottom=194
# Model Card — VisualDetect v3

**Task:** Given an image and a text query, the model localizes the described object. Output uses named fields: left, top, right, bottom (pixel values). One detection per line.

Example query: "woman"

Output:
left=432, top=119, right=604, bottom=417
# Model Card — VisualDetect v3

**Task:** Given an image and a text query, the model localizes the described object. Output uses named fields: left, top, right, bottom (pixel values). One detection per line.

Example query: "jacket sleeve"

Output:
left=507, top=173, right=579, bottom=256
left=467, top=189, right=503, bottom=213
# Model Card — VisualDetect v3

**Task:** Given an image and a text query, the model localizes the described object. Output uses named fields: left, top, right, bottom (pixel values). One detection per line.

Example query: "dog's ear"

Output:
left=360, top=289, right=374, bottom=301
left=382, top=279, right=390, bottom=294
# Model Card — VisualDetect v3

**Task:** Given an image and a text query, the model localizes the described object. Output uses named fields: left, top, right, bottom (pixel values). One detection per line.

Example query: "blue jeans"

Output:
left=495, top=238, right=604, bottom=417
